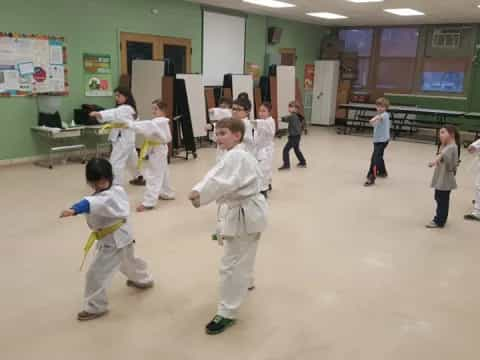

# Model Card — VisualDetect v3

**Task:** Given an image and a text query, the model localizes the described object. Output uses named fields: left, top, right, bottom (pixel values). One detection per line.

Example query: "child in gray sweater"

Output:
left=426, top=125, right=460, bottom=228
left=279, top=101, right=307, bottom=170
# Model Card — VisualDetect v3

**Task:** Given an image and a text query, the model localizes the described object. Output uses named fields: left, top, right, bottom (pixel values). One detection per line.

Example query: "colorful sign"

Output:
left=84, top=54, right=113, bottom=97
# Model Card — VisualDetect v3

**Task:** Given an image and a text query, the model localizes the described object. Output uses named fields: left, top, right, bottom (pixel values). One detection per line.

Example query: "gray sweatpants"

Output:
left=83, top=241, right=153, bottom=314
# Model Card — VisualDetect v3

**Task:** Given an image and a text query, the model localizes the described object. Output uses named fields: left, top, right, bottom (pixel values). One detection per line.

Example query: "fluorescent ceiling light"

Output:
left=348, top=0, right=383, bottom=3
left=384, top=8, right=425, bottom=16
left=242, top=0, right=295, bottom=8
left=307, top=12, right=348, bottom=19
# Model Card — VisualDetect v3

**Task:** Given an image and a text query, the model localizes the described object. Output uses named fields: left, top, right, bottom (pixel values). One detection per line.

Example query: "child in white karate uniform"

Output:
left=130, top=99, right=175, bottom=212
left=232, top=97, right=256, bottom=157
left=207, top=97, right=233, bottom=161
left=251, top=102, right=276, bottom=197
left=60, top=158, right=153, bottom=321
left=189, top=118, right=268, bottom=335
left=465, top=138, right=480, bottom=221
left=90, top=87, right=144, bottom=186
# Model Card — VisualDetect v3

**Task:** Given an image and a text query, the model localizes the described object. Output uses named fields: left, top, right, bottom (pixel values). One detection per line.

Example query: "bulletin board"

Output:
left=0, top=33, right=68, bottom=97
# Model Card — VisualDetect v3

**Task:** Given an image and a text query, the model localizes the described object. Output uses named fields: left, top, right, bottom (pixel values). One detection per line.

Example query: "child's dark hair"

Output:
left=86, top=158, right=114, bottom=186
left=216, top=118, right=245, bottom=142
left=219, top=97, right=233, bottom=108
left=260, top=102, right=272, bottom=112
left=233, top=97, right=252, bottom=112
left=237, top=92, right=249, bottom=101
left=152, top=98, right=168, bottom=112
left=114, top=86, right=137, bottom=116
left=443, top=124, right=461, bottom=158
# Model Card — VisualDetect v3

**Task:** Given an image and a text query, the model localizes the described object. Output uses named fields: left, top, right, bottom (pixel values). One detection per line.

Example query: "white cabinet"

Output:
left=311, top=60, right=340, bottom=126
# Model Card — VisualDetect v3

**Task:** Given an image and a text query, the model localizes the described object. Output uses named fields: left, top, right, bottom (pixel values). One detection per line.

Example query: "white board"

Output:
left=176, top=74, right=207, bottom=138
left=132, top=60, right=164, bottom=121
left=202, top=11, right=246, bottom=86
left=232, top=74, right=254, bottom=119
left=277, top=66, right=296, bottom=130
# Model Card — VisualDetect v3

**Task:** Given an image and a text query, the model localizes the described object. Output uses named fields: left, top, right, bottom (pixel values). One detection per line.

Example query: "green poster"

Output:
left=83, top=54, right=113, bottom=97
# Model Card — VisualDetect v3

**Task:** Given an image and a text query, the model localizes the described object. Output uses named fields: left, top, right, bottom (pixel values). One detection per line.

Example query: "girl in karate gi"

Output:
left=251, top=102, right=276, bottom=197
left=465, top=138, right=480, bottom=221
left=130, top=99, right=175, bottom=212
left=189, top=118, right=268, bottom=335
left=89, top=87, right=144, bottom=186
left=60, top=158, right=153, bottom=321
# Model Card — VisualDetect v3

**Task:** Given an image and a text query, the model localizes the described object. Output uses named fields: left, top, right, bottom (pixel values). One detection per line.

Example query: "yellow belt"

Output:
left=80, top=219, right=126, bottom=270
left=137, top=140, right=162, bottom=170
left=99, top=123, right=128, bottom=134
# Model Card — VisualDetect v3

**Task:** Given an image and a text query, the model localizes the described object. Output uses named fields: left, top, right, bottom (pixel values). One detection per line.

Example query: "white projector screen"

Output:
left=203, top=10, right=246, bottom=86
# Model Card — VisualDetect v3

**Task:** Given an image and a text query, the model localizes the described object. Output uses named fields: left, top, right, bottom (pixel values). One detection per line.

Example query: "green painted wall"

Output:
left=266, top=17, right=330, bottom=95
left=0, top=0, right=327, bottom=160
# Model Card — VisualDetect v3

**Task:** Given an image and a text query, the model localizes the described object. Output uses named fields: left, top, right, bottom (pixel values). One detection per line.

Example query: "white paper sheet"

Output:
left=48, top=64, right=64, bottom=92
left=49, top=45, right=63, bottom=65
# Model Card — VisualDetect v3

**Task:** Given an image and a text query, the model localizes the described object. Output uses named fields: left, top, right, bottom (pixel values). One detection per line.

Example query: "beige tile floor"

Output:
left=1, top=128, right=479, bottom=360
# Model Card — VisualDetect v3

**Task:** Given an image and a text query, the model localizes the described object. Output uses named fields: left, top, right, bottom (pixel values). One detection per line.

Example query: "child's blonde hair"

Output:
left=152, top=99, right=168, bottom=112
left=288, top=100, right=300, bottom=110
left=376, top=97, right=390, bottom=109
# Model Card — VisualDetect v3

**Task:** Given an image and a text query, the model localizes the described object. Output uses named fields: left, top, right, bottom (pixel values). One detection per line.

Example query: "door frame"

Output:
left=120, top=32, right=192, bottom=76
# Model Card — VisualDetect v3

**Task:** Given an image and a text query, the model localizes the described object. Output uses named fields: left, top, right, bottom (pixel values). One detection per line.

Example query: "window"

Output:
left=339, top=29, right=373, bottom=89
left=422, top=58, right=467, bottom=93
left=375, top=28, right=419, bottom=91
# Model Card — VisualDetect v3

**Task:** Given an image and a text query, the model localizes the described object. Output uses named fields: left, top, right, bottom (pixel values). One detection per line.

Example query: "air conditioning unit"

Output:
left=432, top=28, right=462, bottom=49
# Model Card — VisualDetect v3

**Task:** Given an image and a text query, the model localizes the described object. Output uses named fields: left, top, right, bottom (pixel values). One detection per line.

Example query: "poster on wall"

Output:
left=84, top=53, right=113, bottom=97
left=0, top=33, right=67, bottom=96
left=304, top=64, right=315, bottom=90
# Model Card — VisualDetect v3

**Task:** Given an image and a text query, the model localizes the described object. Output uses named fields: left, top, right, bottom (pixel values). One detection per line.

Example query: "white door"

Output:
left=276, top=65, right=295, bottom=130
left=232, top=74, right=254, bottom=119
left=311, top=60, right=339, bottom=126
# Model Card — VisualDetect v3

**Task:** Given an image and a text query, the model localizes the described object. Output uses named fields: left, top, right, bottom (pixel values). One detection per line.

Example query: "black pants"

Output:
left=367, top=141, right=389, bottom=181
left=434, top=190, right=451, bottom=226
left=282, top=135, right=306, bottom=168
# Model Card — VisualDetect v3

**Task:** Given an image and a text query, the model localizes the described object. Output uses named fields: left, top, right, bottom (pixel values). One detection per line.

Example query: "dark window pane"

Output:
left=339, top=29, right=373, bottom=57
left=380, top=28, right=419, bottom=57
left=164, top=44, right=187, bottom=74
left=127, top=41, right=153, bottom=76
left=376, top=59, right=416, bottom=89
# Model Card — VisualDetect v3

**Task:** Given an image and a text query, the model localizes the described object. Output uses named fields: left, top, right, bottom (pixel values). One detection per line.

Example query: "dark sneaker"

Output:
left=377, top=173, right=388, bottom=178
left=297, top=163, right=307, bottom=168
left=248, top=286, right=256, bottom=291
left=260, top=190, right=268, bottom=199
left=77, top=310, right=108, bottom=321
left=206, top=315, right=235, bottom=335
left=464, top=214, right=480, bottom=221
left=268, top=184, right=272, bottom=192
left=364, top=179, right=375, bottom=187
left=278, top=166, right=290, bottom=171
left=126, top=280, right=154, bottom=289
left=129, top=176, right=146, bottom=186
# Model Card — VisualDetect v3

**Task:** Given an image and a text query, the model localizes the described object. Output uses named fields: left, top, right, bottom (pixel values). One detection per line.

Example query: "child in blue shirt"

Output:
left=364, top=97, right=391, bottom=187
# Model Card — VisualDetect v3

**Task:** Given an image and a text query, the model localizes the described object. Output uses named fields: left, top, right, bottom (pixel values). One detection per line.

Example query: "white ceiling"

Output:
left=188, top=0, right=480, bottom=26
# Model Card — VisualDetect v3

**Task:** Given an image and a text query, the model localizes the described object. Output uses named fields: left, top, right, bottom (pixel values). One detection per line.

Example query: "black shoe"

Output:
left=364, top=179, right=375, bottom=187
left=205, top=315, right=235, bottom=335
left=297, top=163, right=307, bottom=168
left=260, top=190, right=268, bottom=199
left=377, top=172, right=388, bottom=178
left=248, top=286, right=256, bottom=291
left=278, top=166, right=290, bottom=171
left=464, top=214, right=480, bottom=221
left=268, top=184, right=272, bottom=192
left=126, top=280, right=154, bottom=289
left=129, top=176, right=146, bottom=186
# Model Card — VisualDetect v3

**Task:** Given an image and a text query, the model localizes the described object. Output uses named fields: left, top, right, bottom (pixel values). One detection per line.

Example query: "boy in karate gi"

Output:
left=232, top=97, right=256, bottom=157
left=90, top=87, right=144, bottom=186
left=130, top=99, right=175, bottom=212
left=465, top=138, right=480, bottom=221
left=189, top=118, right=268, bottom=335
left=251, top=102, right=276, bottom=197
left=60, top=158, right=153, bottom=321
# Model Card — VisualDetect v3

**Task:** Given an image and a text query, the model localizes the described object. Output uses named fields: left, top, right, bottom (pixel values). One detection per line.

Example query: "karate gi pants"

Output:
left=83, top=242, right=153, bottom=314
left=142, top=147, right=175, bottom=207
left=110, top=141, right=141, bottom=186
left=473, top=163, right=480, bottom=217
left=217, top=233, right=260, bottom=319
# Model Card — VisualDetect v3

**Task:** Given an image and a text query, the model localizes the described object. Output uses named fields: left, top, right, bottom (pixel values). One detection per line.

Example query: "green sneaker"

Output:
left=211, top=233, right=218, bottom=241
left=205, top=315, right=235, bottom=335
